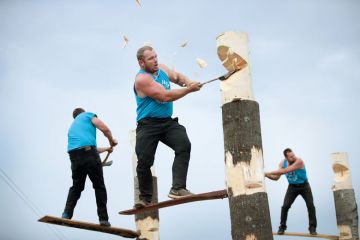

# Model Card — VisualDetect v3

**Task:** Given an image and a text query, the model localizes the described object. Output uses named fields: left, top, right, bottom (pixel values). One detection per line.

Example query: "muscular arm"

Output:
left=265, top=173, right=281, bottom=181
left=267, top=158, right=304, bottom=176
left=265, top=161, right=283, bottom=181
left=159, top=64, right=193, bottom=87
left=97, top=146, right=113, bottom=154
left=91, top=117, right=118, bottom=147
left=135, top=70, right=201, bottom=102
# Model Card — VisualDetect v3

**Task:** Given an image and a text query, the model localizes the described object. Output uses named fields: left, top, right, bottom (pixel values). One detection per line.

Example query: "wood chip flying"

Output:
left=123, top=35, right=129, bottom=48
left=144, top=42, right=152, bottom=47
left=196, top=58, right=208, bottom=68
left=180, top=40, right=188, bottom=48
left=136, top=0, right=141, bottom=7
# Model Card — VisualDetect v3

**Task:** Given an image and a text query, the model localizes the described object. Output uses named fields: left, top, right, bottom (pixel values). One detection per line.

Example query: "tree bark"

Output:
left=222, top=99, right=273, bottom=240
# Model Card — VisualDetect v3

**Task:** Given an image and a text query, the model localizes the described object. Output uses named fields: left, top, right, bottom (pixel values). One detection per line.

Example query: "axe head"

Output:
left=219, top=68, right=240, bottom=81
left=102, top=160, right=113, bottom=167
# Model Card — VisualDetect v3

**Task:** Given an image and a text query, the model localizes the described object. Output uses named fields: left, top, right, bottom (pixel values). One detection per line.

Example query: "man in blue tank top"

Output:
left=265, top=148, right=317, bottom=235
left=134, top=46, right=202, bottom=208
left=62, top=108, right=118, bottom=226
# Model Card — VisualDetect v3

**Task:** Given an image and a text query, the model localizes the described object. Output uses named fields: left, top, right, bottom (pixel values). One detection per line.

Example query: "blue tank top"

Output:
left=283, top=159, right=308, bottom=184
left=134, top=68, right=173, bottom=121
left=67, top=112, right=97, bottom=152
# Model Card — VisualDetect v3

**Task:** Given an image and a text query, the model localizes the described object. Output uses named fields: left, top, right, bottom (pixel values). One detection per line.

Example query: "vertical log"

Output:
left=218, top=32, right=273, bottom=240
left=130, top=130, right=160, bottom=240
left=331, top=152, right=359, bottom=240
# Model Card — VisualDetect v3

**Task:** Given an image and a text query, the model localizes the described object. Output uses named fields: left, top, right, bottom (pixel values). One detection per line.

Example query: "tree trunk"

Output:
left=130, top=130, right=160, bottom=240
left=331, top=152, right=359, bottom=240
left=222, top=99, right=273, bottom=240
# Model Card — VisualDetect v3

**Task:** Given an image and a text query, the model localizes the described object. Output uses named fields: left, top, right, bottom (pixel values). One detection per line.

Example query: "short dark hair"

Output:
left=137, top=46, right=153, bottom=61
left=283, top=148, right=293, bottom=157
left=72, top=108, right=85, bottom=119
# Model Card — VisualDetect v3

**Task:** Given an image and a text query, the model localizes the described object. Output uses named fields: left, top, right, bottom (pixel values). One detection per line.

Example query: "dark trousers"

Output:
left=63, top=147, right=108, bottom=221
left=135, top=117, right=191, bottom=202
left=280, top=182, right=317, bottom=229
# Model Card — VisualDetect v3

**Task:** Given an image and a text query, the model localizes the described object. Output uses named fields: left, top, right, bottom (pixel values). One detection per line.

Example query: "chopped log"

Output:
left=130, top=129, right=160, bottom=240
left=38, top=215, right=139, bottom=238
left=331, top=152, right=359, bottom=239
left=218, top=32, right=273, bottom=240
left=119, top=190, right=228, bottom=215
left=273, top=232, right=339, bottom=239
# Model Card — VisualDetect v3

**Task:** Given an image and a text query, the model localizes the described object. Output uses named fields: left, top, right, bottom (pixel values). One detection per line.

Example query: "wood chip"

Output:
left=136, top=0, right=141, bottom=7
left=196, top=58, right=207, bottom=68
left=123, top=35, right=129, bottom=48
left=180, top=40, right=188, bottom=48
left=143, top=42, right=152, bottom=47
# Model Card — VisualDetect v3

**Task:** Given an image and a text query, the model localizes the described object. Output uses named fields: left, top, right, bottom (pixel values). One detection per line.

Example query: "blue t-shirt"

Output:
left=134, top=68, right=173, bottom=121
left=283, top=159, right=308, bottom=184
left=67, top=112, right=97, bottom=152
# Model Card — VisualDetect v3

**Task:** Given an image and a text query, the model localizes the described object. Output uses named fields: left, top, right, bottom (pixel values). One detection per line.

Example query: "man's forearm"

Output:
left=97, top=146, right=112, bottom=154
left=265, top=173, right=281, bottom=181
left=102, top=129, right=116, bottom=146
left=176, top=72, right=192, bottom=87
left=162, top=87, right=192, bottom=102
left=268, top=169, right=285, bottom=176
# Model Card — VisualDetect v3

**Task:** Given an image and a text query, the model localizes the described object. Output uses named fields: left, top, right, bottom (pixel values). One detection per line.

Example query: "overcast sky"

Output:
left=1, top=0, right=359, bottom=240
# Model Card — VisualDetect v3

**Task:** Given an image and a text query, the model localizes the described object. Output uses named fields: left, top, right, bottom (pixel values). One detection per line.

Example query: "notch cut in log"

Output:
left=38, top=215, right=139, bottom=238
left=273, top=232, right=339, bottom=239
left=119, top=189, right=227, bottom=215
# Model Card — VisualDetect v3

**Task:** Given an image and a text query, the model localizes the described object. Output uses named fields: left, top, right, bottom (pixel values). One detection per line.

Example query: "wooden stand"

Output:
left=273, top=232, right=339, bottom=239
left=119, top=190, right=228, bottom=215
left=38, top=215, right=139, bottom=238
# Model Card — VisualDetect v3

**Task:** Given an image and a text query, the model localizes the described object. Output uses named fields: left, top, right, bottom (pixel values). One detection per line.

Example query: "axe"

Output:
left=102, top=150, right=113, bottom=167
left=200, top=68, right=240, bottom=86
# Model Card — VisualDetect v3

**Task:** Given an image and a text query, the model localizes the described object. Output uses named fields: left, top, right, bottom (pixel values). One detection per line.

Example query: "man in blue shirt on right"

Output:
left=265, top=148, right=317, bottom=236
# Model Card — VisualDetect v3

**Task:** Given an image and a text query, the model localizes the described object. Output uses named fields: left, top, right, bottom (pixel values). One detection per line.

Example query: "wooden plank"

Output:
left=119, top=189, right=228, bottom=215
left=38, top=215, right=139, bottom=238
left=273, top=232, right=339, bottom=239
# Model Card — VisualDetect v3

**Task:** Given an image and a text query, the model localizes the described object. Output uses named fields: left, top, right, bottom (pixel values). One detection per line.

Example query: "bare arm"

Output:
left=265, top=173, right=281, bottom=181
left=97, top=146, right=113, bottom=154
left=159, top=64, right=194, bottom=87
left=91, top=117, right=118, bottom=147
left=267, top=158, right=304, bottom=176
left=265, top=161, right=285, bottom=181
left=135, top=72, right=201, bottom=102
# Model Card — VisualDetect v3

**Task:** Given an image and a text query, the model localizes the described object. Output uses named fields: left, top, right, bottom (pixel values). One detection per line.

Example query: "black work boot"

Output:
left=277, top=225, right=286, bottom=235
left=309, top=227, right=317, bottom=235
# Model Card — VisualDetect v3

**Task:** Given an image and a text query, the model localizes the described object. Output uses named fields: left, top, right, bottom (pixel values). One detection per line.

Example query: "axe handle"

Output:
left=200, top=77, right=220, bottom=86
left=200, top=69, right=240, bottom=86
left=102, top=151, right=111, bottom=164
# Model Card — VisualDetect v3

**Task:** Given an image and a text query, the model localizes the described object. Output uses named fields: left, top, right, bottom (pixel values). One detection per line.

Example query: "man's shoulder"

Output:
left=76, top=112, right=97, bottom=121
left=135, top=73, right=154, bottom=91
left=136, top=71, right=153, bottom=81
left=279, top=159, right=286, bottom=168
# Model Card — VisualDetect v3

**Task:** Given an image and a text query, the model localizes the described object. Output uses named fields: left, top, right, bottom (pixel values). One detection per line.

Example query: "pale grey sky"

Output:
left=1, top=0, right=359, bottom=239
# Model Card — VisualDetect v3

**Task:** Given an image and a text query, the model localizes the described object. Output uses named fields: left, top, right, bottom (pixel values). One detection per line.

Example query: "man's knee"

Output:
left=71, top=184, right=85, bottom=192
left=306, top=204, right=316, bottom=211
left=281, top=205, right=291, bottom=212
left=175, top=139, right=191, bottom=153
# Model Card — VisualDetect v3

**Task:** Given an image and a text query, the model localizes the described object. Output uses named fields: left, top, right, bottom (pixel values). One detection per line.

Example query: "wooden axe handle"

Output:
left=102, top=151, right=111, bottom=164
left=200, top=69, right=239, bottom=86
